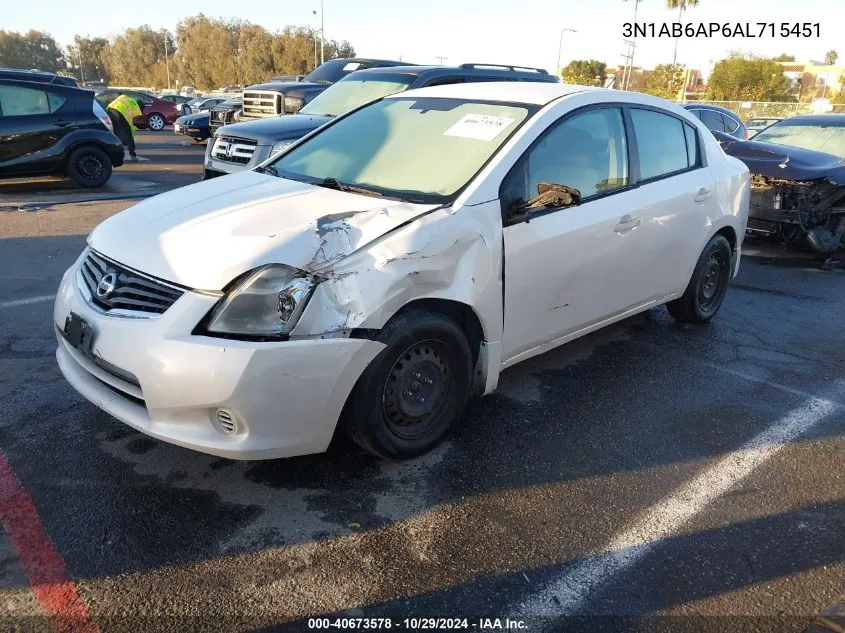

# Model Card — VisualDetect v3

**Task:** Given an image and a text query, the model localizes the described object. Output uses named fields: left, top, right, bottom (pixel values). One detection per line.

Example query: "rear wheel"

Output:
left=342, top=309, right=472, bottom=459
left=147, top=113, right=165, bottom=130
left=667, top=234, right=732, bottom=324
left=67, top=146, right=112, bottom=188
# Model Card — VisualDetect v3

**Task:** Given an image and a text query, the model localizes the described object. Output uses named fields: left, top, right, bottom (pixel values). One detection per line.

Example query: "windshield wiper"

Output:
left=316, top=177, right=382, bottom=197
left=255, top=164, right=281, bottom=177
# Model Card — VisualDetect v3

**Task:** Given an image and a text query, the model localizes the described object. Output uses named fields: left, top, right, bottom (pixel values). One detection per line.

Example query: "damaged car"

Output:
left=717, top=114, right=845, bottom=253
left=54, top=83, right=749, bottom=461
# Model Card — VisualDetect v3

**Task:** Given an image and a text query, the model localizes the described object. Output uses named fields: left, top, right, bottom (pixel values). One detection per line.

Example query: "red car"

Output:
left=94, top=89, right=180, bottom=131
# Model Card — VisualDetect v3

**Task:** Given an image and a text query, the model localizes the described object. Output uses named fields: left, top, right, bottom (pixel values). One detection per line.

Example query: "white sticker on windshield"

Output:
left=443, top=114, right=516, bottom=141
left=343, top=62, right=362, bottom=71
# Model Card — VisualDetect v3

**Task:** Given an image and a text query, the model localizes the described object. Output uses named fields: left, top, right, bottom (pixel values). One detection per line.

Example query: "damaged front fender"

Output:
left=291, top=202, right=504, bottom=348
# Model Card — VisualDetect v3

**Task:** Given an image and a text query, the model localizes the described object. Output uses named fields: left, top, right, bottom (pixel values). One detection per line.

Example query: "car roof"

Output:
left=682, top=103, right=741, bottom=117
left=0, top=68, right=78, bottom=86
left=347, top=64, right=555, bottom=82
left=0, top=77, right=92, bottom=95
left=777, top=113, right=845, bottom=125
left=386, top=81, right=599, bottom=105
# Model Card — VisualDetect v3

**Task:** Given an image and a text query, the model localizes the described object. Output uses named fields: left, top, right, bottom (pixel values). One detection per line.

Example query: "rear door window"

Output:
left=0, top=85, right=50, bottom=116
left=630, top=108, right=695, bottom=180
left=699, top=109, right=726, bottom=132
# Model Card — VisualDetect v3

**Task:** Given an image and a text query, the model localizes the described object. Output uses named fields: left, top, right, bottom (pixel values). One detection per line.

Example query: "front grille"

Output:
left=78, top=250, right=184, bottom=316
left=209, top=108, right=237, bottom=130
left=211, top=136, right=257, bottom=164
left=242, top=90, right=280, bottom=118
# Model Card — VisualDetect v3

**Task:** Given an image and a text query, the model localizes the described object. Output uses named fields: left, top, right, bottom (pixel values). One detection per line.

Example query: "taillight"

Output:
left=92, top=101, right=113, bottom=133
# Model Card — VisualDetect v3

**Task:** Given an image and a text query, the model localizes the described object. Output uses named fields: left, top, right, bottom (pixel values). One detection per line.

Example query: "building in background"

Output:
left=778, top=60, right=845, bottom=101
left=605, top=66, right=704, bottom=101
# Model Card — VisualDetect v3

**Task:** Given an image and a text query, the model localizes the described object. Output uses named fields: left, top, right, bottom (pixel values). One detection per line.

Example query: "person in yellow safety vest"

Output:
left=106, top=94, right=144, bottom=161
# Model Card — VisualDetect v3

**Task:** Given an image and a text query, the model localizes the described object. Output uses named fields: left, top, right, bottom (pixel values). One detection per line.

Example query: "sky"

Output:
left=7, top=0, right=844, bottom=79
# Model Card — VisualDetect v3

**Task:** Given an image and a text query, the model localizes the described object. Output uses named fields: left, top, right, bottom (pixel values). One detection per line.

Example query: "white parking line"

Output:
left=0, top=295, right=55, bottom=309
left=510, top=395, right=837, bottom=621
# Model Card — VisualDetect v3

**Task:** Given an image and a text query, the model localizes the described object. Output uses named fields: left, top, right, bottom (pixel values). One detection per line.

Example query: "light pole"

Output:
left=435, top=56, right=448, bottom=66
left=320, top=0, right=325, bottom=64
left=164, top=33, right=171, bottom=91
left=557, top=28, right=577, bottom=81
left=312, top=10, right=318, bottom=68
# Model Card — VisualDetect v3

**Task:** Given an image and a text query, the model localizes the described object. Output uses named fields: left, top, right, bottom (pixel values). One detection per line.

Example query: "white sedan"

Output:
left=54, top=83, right=750, bottom=460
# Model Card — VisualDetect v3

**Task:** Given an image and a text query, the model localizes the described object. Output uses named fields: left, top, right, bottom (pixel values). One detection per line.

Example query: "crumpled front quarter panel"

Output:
left=292, top=202, right=504, bottom=346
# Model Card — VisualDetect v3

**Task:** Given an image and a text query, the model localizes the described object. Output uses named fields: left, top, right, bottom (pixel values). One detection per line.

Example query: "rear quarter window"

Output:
left=47, top=92, right=67, bottom=112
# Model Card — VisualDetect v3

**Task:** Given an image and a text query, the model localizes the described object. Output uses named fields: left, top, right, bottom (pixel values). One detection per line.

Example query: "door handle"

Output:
left=694, top=187, right=712, bottom=203
left=614, top=214, right=641, bottom=233
left=54, top=119, right=71, bottom=127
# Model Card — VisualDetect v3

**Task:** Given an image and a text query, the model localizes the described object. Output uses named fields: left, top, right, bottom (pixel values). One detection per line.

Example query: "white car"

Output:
left=54, top=83, right=750, bottom=460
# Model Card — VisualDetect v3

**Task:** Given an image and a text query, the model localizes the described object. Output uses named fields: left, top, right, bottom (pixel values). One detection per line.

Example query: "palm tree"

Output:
left=668, top=0, right=699, bottom=67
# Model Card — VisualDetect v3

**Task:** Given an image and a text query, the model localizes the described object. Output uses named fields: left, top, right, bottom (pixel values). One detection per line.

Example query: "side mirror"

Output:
left=509, top=182, right=582, bottom=222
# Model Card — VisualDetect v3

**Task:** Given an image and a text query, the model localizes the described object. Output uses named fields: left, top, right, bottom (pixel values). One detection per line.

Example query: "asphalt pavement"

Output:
left=0, top=131, right=843, bottom=633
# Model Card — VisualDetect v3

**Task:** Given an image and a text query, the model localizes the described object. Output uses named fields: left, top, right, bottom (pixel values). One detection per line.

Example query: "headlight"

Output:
left=283, top=96, right=304, bottom=113
left=233, top=110, right=242, bottom=121
left=204, top=265, right=315, bottom=337
left=269, top=139, right=296, bottom=159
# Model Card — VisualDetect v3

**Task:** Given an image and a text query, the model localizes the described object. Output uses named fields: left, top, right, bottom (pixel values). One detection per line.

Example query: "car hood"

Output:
left=216, top=115, right=331, bottom=144
left=722, top=138, right=845, bottom=184
left=176, top=112, right=209, bottom=125
left=246, top=81, right=323, bottom=92
left=88, top=170, right=439, bottom=291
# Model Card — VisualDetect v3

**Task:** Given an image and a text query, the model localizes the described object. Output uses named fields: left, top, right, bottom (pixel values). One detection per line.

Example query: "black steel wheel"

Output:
left=667, top=233, right=732, bottom=324
left=343, top=310, right=473, bottom=459
left=67, top=146, right=112, bottom=188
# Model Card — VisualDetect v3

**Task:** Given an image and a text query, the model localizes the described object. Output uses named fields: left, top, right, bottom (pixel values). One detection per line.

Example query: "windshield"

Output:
left=753, top=121, right=845, bottom=158
left=271, top=97, right=534, bottom=202
left=299, top=74, right=416, bottom=117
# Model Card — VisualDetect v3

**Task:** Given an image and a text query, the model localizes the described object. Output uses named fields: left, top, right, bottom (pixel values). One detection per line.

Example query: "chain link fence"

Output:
left=677, top=100, right=845, bottom=122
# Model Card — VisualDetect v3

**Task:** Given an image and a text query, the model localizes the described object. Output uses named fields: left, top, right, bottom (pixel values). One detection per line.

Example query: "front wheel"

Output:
left=67, top=146, right=112, bottom=188
left=147, top=113, right=165, bottom=130
left=667, top=234, right=732, bottom=324
left=342, top=309, right=473, bottom=459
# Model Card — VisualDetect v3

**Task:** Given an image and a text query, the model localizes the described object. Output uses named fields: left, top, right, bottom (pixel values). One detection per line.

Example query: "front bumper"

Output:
left=53, top=259, right=383, bottom=460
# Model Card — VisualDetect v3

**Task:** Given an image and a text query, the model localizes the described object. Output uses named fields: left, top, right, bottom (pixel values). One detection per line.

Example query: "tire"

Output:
left=147, top=113, right=165, bottom=130
left=667, top=234, right=732, bottom=324
left=66, top=146, right=112, bottom=188
left=342, top=309, right=473, bottom=459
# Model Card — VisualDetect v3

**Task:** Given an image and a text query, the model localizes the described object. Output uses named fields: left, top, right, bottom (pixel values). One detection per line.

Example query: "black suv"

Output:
left=239, top=58, right=409, bottom=121
left=205, top=63, right=557, bottom=178
left=0, top=78, right=124, bottom=187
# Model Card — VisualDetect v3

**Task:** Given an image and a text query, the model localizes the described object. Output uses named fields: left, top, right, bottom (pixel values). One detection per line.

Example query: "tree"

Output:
left=175, top=15, right=237, bottom=90
left=706, top=53, right=795, bottom=102
left=643, top=64, right=685, bottom=100
left=666, top=0, right=698, bottom=67
left=833, top=74, right=845, bottom=104
left=824, top=50, right=839, bottom=65
left=0, top=30, right=64, bottom=72
left=562, top=59, right=606, bottom=86
left=67, top=36, right=109, bottom=83
left=101, top=26, right=174, bottom=88
left=774, top=53, right=796, bottom=62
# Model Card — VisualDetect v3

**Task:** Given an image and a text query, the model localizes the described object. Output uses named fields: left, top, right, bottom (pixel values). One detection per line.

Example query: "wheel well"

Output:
left=353, top=298, right=486, bottom=377
left=63, top=141, right=109, bottom=170
left=715, top=226, right=737, bottom=253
